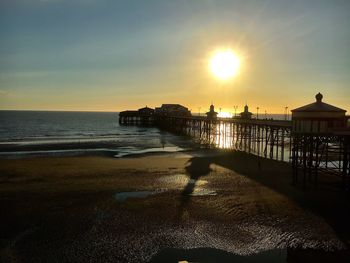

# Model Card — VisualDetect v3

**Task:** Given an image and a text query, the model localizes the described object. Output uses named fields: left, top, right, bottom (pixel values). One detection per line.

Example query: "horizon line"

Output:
left=0, top=109, right=294, bottom=115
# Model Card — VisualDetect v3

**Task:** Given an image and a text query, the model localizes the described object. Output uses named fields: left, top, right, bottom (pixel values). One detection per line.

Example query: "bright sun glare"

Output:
left=217, top=111, right=232, bottom=118
left=210, top=49, right=240, bottom=80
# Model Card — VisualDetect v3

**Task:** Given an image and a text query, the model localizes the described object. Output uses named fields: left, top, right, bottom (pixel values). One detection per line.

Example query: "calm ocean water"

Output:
left=0, top=111, right=193, bottom=157
left=0, top=111, right=288, bottom=158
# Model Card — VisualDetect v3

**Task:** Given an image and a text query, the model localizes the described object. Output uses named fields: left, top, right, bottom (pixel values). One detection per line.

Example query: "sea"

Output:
left=0, top=111, right=195, bottom=158
left=0, top=110, right=288, bottom=158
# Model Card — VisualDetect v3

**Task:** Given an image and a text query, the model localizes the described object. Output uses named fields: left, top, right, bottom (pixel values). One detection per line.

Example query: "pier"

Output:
left=119, top=95, right=350, bottom=189
left=156, top=116, right=292, bottom=162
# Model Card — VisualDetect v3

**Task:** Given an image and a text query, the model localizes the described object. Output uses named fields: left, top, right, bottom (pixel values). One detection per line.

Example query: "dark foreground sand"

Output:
left=0, top=150, right=350, bottom=262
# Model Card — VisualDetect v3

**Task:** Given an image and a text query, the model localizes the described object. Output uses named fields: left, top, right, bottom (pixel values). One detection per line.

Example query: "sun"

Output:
left=210, top=49, right=240, bottom=80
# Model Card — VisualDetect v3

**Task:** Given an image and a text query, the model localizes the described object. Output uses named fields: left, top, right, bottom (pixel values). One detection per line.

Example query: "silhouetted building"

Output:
left=155, top=104, right=191, bottom=117
left=206, top=104, right=218, bottom=119
left=240, top=104, right=253, bottom=119
left=119, top=106, right=154, bottom=124
left=138, top=106, right=154, bottom=116
left=119, top=110, right=138, bottom=117
left=291, top=92, right=348, bottom=133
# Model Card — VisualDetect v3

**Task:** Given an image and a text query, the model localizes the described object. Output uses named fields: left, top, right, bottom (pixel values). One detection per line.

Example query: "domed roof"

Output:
left=291, top=93, right=346, bottom=113
left=315, top=92, right=323, bottom=102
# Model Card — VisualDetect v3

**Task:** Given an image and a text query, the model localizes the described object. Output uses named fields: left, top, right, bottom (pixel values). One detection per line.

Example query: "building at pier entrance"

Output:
left=291, top=92, right=348, bottom=134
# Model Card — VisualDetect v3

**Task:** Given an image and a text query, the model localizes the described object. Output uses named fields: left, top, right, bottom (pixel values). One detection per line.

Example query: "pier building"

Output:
left=206, top=104, right=218, bottom=119
left=240, top=105, right=253, bottom=119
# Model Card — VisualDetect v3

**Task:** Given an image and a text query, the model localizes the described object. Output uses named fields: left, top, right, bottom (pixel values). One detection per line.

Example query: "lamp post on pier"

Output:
left=256, top=107, right=259, bottom=119
left=233, top=105, right=238, bottom=117
left=284, top=106, right=288, bottom=120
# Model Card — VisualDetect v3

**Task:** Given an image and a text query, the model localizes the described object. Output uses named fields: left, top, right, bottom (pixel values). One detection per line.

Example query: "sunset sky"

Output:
left=1, top=0, right=349, bottom=113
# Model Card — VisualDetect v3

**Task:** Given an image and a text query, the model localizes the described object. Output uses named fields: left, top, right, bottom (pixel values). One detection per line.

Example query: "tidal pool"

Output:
left=114, top=191, right=157, bottom=202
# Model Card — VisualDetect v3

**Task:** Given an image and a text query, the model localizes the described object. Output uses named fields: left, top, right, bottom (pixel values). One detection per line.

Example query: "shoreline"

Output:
left=0, top=139, right=197, bottom=159
left=1, top=150, right=350, bottom=262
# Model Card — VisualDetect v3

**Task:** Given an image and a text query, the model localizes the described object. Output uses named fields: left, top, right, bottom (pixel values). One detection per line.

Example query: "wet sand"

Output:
left=0, top=150, right=350, bottom=262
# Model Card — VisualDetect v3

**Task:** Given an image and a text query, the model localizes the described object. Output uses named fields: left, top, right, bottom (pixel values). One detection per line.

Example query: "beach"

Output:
left=1, top=150, right=350, bottom=262
left=2, top=0, right=350, bottom=261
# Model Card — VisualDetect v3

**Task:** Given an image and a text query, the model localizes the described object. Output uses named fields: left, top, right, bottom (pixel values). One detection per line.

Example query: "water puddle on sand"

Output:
left=115, top=176, right=216, bottom=203
left=190, top=188, right=217, bottom=196
left=159, top=174, right=208, bottom=187
left=158, top=174, right=217, bottom=196
left=158, top=174, right=190, bottom=185
left=149, top=248, right=286, bottom=263
left=114, top=191, right=157, bottom=202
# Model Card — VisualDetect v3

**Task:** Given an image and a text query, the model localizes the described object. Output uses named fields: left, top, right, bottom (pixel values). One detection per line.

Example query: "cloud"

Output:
left=0, top=90, right=8, bottom=95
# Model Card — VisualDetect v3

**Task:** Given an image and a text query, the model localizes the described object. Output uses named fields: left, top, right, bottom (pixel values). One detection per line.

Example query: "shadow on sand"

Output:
left=178, top=150, right=350, bottom=249
left=177, top=156, right=212, bottom=219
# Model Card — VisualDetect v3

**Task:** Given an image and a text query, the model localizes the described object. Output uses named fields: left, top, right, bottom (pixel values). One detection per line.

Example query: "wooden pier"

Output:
left=119, top=96, right=350, bottom=189
left=291, top=132, right=350, bottom=188
left=157, top=116, right=292, bottom=161
left=159, top=115, right=350, bottom=189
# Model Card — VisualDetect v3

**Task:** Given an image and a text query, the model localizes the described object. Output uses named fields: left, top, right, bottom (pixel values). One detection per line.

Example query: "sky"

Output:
left=0, top=0, right=349, bottom=113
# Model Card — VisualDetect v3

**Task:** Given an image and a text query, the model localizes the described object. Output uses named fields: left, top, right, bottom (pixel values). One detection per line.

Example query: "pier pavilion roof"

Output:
left=119, top=110, right=138, bottom=117
left=291, top=93, right=346, bottom=113
left=159, top=104, right=189, bottom=111
left=138, top=106, right=154, bottom=115
left=155, top=104, right=191, bottom=117
left=240, top=104, right=253, bottom=119
left=206, top=104, right=218, bottom=119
